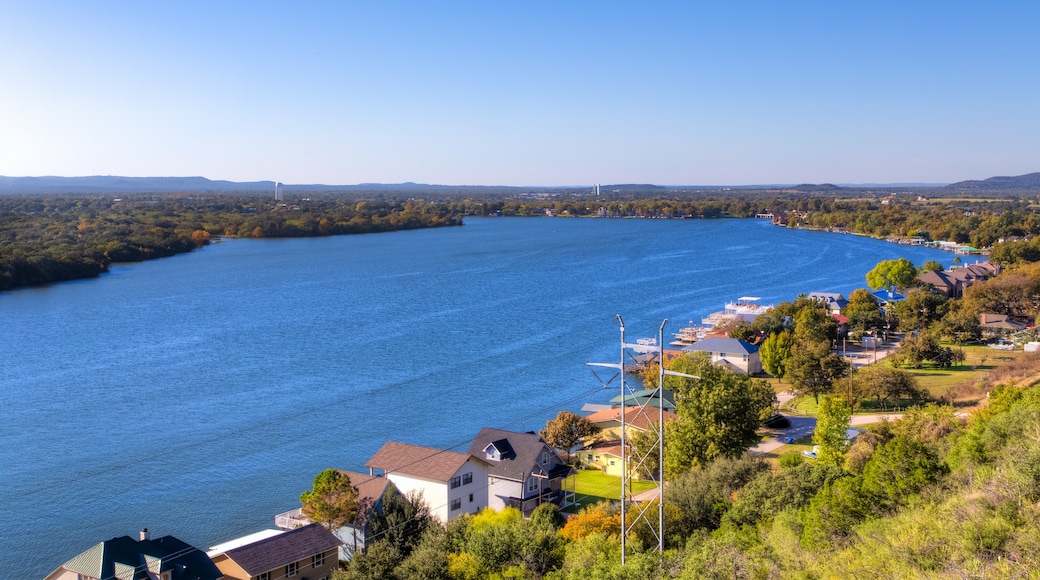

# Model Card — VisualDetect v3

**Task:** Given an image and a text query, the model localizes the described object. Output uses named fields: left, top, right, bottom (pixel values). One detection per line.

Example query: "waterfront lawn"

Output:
left=565, top=468, right=657, bottom=511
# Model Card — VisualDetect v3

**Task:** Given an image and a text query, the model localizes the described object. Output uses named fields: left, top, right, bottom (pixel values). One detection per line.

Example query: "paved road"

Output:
left=750, top=394, right=903, bottom=455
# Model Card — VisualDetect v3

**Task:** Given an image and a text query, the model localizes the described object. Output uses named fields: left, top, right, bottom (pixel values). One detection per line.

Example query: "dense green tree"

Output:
left=725, top=462, right=846, bottom=528
left=663, top=353, right=776, bottom=475
left=812, top=395, right=852, bottom=467
left=664, top=456, right=767, bottom=539
left=866, top=258, right=917, bottom=292
left=936, top=299, right=982, bottom=344
left=891, top=286, right=947, bottom=331
left=861, top=435, right=948, bottom=511
left=300, top=468, right=359, bottom=531
left=759, top=331, right=794, bottom=380
left=919, top=259, right=944, bottom=273
left=843, top=288, right=883, bottom=335
left=366, top=487, right=433, bottom=558
left=889, top=331, right=964, bottom=369
left=853, top=365, right=925, bottom=408
left=786, top=340, right=849, bottom=403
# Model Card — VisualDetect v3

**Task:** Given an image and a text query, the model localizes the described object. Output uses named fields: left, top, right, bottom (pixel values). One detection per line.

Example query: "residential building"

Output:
left=45, top=529, right=222, bottom=580
left=466, top=427, right=575, bottom=516
left=366, top=441, right=489, bottom=523
left=579, top=406, right=677, bottom=477
left=578, top=440, right=626, bottom=477
left=584, top=405, right=678, bottom=441
left=808, top=292, right=848, bottom=314
left=980, top=313, right=1027, bottom=336
left=208, top=523, right=341, bottom=580
left=683, top=337, right=762, bottom=374
left=274, top=470, right=395, bottom=561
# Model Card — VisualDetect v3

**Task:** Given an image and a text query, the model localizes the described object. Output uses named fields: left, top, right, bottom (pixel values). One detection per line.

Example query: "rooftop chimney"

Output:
left=140, top=528, right=150, bottom=541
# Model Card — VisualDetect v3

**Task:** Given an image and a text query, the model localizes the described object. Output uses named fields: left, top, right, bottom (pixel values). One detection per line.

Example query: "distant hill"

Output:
left=945, top=172, right=1040, bottom=191
left=0, top=175, right=277, bottom=194
left=787, top=183, right=842, bottom=192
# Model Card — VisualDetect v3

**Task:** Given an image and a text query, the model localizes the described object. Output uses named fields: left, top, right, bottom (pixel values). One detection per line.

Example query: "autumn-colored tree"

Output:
left=541, top=410, right=599, bottom=462
left=560, top=503, right=621, bottom=541
left=300, top=468, right=358, bottom=531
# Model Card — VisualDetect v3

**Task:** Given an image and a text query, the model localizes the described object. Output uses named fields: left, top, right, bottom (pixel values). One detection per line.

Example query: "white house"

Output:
left=366, top=441, right=489, bottom=523
left=683, top=337, right=762, bottom=374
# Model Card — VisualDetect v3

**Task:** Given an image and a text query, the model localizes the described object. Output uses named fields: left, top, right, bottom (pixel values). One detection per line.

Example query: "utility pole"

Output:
left=588, top=318, right=697, bottom=566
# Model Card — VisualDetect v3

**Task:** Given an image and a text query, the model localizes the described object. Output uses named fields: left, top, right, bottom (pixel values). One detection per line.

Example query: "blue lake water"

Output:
left=0, top=217, right=955, bottom=577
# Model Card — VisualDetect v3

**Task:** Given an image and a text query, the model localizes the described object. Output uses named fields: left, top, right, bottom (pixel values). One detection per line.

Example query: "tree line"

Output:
left=0, top=194, right=462, bottom=291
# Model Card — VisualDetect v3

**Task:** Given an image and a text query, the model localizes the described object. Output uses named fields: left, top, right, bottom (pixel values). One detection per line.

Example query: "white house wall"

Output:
left=487, top=476, right=522, bottom=511
left=384, top=472, right=450, bottom=523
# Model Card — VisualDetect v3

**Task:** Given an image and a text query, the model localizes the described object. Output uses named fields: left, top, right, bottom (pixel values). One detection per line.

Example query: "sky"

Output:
left=1, top=1, right=1038, bottom=187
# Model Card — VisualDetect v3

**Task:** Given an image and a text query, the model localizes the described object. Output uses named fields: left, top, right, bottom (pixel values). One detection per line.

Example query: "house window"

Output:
left=463, top=472, right=473, bottom=485
left=257, top=574, right=270, bottom=580
left=527, top=477, right=538, bottom=493
left=287, top=562, right=299, bottom=577
left=451, top=498, right=462, bottom=510
left=594, top=455, right=600, bottom=461
left=469, top=493, right=474, bottom=502
left=451, top=476, right=461, bottom=489
left=312, top=552, right=325, bottom=567
left=540, top=451, right=549, bottom=464
left=609, top=460, right=616, bottom=466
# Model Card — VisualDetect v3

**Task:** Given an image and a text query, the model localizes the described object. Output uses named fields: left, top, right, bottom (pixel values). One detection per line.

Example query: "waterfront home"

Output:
left=917, top=261, right=998, bottom=299
left=808, top=292, right=848, bottom=314
left=578, top=406, right=677, bottom=477
left=871, top=289, right=906, bottom=316
left=208, top=523, right=341, bottom=580
left=466, top=427, right=575, bottom=516
left=584, top=405, right=678, bottom=441
left=366, top=441, right=489, bottom=523
left=683, top=337, right=762, bottom=374
left=45, top=529, right=222, bottom=580
left=274, top=470, right=396, bottom=561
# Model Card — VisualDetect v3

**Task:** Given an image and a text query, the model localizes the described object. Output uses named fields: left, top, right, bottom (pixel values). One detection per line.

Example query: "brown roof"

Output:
left=366, top=441, right=476, bottom=482
left=336, top=470, right=393, bottom=526
left=586, top=406, right=678, bottom=430
left=223, top=524, right=342, bottom=577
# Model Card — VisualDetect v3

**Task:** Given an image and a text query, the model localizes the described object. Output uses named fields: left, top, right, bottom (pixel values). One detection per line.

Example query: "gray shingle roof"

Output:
left=466, top=427, right=568, bottom=481
left=684, top=337, right=758, bottom=355
left=223, top=523, right=342, bottom=577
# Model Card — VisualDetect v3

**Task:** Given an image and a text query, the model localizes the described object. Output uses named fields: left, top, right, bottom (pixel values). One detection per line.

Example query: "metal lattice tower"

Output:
left=588, top=316, right=698, bottom=565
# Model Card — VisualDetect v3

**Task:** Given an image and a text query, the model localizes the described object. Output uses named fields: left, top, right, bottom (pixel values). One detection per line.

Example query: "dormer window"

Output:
left=483, top=443, right=500, bottom=461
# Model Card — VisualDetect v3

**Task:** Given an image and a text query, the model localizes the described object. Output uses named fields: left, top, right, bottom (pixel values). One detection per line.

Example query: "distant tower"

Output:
left=274, top=181, right=283, bottom=201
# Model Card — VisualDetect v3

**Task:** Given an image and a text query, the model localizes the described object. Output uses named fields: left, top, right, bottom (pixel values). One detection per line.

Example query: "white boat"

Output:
left=700, top=296, right=773, bottom=327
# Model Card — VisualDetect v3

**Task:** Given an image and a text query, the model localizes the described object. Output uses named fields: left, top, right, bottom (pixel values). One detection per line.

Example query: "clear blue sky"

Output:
left=1, top=1, right=1037, bottom=186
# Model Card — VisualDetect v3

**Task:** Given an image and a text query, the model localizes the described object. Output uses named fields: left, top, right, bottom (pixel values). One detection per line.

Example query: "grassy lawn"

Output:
left=907, top=345, right=1021, bottom=397
left=564, top=468, right=658, bottom=511
left=782, top=346, right=1027, bottom=415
